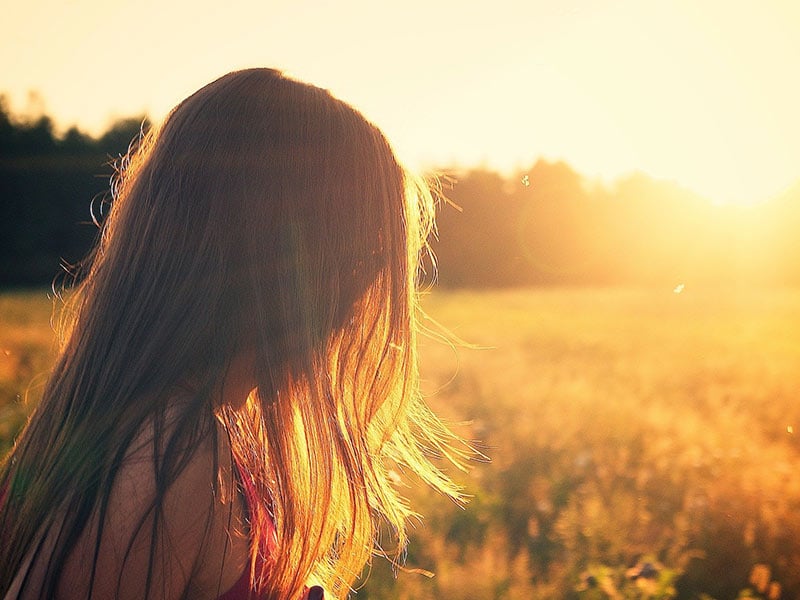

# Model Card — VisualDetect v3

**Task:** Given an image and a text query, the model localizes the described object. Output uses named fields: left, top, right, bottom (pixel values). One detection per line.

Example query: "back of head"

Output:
left=0, top=68, right=461, bottom=600
left=90, top=67, right=410, bottom=400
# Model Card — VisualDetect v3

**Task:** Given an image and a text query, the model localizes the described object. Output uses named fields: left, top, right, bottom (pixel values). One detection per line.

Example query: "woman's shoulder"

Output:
left=55, top=405, right=250, bottom=599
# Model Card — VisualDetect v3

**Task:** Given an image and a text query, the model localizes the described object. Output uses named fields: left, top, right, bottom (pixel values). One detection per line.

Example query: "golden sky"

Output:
left=2, top=0, right=799, bottom=205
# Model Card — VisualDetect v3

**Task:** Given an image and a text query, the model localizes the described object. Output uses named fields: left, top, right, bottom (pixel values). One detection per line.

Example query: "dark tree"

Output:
left=0, top=99, right=149, bottom=286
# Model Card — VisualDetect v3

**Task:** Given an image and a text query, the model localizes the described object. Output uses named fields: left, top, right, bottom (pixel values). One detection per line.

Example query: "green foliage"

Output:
left=575, top=559, right=680, bottom=599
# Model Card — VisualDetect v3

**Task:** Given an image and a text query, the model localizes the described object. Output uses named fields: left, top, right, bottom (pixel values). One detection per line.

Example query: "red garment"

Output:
left=216, top=460, right=324, bottom=600
left=216, top=569, right=254, bottom=600
left=216, top=456, right=274, bottom=600
left=217, top=577, right=323, bottom=600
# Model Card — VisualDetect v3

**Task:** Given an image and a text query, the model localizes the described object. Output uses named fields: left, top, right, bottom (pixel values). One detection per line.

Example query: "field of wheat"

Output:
left=2, top=287, right=799, bottom=599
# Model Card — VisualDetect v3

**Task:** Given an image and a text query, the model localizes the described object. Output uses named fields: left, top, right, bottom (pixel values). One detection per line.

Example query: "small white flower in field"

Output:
left=521, top=175, right=530, bottom=187
left=673, top=283, right=685, bottom=294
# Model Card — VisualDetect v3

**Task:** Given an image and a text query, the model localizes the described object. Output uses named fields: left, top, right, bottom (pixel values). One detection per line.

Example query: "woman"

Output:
left=0, top=68, right=465, bottom=599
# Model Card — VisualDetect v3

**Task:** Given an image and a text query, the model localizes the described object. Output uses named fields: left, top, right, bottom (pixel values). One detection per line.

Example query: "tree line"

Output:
left=2, top=97, right=799, bottom=288
left=0, top=97, right=150, bottom=285
left=431, top=164, right=800, bottom=288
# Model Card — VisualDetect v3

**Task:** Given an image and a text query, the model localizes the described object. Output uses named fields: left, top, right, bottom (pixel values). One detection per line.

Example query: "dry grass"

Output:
left=2, top=286, right=800, bottom=599
left=0, top=289, right=58, bottom=453
left=369, top=287, right=800, bottom=599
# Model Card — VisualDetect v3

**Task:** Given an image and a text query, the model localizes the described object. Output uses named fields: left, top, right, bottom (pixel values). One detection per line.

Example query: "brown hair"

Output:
left=0, top=68, right=464, bottom=599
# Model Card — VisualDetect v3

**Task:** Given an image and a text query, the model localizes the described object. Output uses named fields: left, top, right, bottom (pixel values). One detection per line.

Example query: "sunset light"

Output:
left=4, top=2, right=800, bottom=598
left=1, top=0, right=798, bottom=206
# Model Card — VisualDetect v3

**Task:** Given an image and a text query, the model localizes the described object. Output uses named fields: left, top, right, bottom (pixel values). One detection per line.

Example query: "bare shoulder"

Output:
left=52, top=406, right=250, bottom=600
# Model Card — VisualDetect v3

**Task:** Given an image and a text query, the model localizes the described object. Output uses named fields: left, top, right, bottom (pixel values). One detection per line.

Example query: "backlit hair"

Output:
left=0, top=68, right=465, bottom=599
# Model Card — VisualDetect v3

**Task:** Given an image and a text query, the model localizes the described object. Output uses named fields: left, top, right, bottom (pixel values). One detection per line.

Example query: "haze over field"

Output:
left=3, top=288, right=800, bottom=597
left=1, top=0, right=799, bottom=206
left=4, top=3, right=800, bottom=597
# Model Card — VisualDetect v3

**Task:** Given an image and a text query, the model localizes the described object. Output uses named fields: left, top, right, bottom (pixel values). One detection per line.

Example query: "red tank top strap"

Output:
left=217, top=455, right=324, bottom=599
left=215, top=454, right=275, bottom=600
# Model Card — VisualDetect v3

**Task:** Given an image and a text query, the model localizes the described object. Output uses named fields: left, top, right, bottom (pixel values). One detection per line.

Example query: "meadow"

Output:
left=2, top=287, right=799, bottom=599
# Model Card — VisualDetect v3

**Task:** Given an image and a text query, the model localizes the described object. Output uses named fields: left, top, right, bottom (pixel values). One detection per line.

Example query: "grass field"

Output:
left=2, top=287, right=800, bottom=599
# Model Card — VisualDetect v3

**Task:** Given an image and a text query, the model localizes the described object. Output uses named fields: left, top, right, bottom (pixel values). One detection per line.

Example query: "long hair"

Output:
left=0, top=68, right=464, bottom=599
